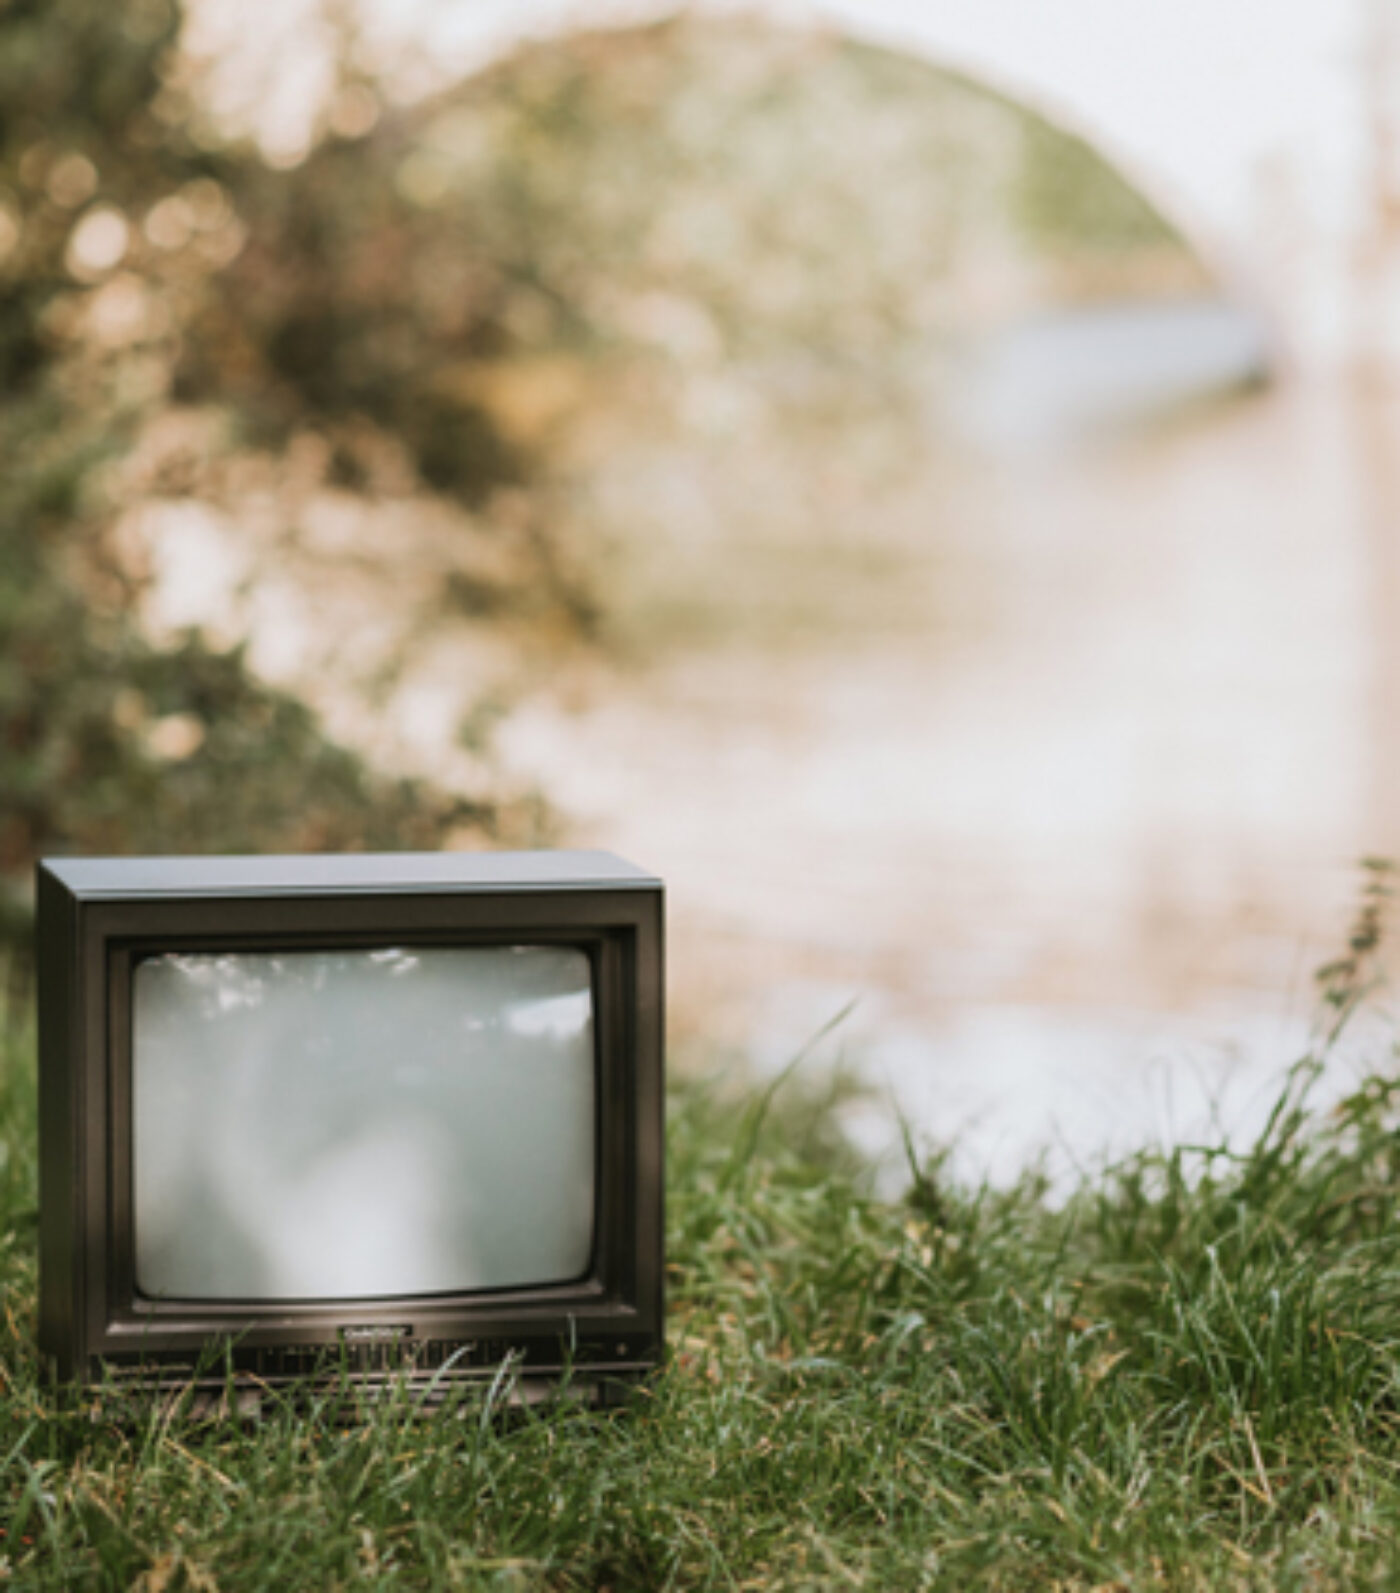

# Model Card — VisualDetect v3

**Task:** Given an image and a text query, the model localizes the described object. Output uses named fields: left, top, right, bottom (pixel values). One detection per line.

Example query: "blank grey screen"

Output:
left=132, top=946, right=596, bottom=1301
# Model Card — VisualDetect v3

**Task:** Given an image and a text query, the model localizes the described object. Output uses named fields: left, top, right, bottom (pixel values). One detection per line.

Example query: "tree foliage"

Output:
left=0, top=4, right=1211, bottom=943
left=0, top=0, right=490, bottom=946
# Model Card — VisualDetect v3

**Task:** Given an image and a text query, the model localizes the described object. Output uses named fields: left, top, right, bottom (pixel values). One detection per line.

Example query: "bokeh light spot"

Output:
left=46, top=154, right=98, bottom=209
left=144, top=194, right=195, bottom=250
left=329, top=85, right=381, bottom=140
left=67, top=206, right=130, bottom=279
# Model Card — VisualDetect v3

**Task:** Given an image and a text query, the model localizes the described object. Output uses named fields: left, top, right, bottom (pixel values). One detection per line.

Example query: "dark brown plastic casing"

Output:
left=36, top=851, right=664, bottom=1401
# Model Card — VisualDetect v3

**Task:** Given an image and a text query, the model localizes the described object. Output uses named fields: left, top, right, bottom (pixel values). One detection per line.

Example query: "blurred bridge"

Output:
left=319, top=0, right=1399, bottom=368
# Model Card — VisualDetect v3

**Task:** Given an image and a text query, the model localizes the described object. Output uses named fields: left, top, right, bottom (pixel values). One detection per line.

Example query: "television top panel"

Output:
left=39, top=848, right=659, bottom=898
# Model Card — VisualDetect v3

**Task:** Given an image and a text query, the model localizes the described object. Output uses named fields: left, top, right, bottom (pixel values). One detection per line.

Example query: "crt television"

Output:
left=36, top=851, right=664, bottom=1405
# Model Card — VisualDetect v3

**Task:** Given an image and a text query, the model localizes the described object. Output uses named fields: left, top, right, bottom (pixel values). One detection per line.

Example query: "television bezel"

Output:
left=36, top=851, right=664, bottom=1401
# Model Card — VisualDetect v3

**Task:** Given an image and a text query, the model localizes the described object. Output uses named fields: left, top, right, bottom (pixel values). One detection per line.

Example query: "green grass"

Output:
left=4, top=987, right=1400, bottom=1588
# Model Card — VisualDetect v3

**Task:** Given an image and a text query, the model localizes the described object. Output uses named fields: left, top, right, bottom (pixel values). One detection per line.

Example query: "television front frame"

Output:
left=36, top=851, right=664, bottom=1404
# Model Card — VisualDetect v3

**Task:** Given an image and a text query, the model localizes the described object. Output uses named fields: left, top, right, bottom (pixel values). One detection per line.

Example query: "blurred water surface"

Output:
left=494, top=323, right=1399, bottom=1184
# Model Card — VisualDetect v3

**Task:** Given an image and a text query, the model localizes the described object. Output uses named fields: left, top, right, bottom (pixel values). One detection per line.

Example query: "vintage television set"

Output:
left=36, top=851, right=664, bottom=1406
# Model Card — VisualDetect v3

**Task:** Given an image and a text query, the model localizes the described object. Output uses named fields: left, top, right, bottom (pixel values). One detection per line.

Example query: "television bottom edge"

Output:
left=87, top=1372, right=649, bottom=1423
left=67, top=1337, right=662, bottom=1415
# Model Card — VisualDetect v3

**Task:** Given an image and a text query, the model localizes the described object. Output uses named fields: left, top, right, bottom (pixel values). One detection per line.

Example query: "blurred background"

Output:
left=4, top=0, right=1399, bottom=1181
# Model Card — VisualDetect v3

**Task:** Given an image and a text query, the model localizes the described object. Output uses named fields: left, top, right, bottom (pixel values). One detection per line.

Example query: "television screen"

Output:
left=133, top=945, right=596, bottom=1302
left=36, top=851, right=664, bottom=1405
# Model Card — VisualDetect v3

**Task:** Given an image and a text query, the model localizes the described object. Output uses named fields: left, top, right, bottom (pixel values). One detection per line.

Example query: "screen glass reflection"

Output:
left=132, top=946, right=596, bottom=1301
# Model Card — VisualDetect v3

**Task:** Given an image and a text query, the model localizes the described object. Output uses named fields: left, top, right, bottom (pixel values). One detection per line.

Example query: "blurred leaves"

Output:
left=0, top=2, right=1211, bottom=940
left=0, top=0, right=492, bottom=947
left=1014, top=115, right=1181, bottom=260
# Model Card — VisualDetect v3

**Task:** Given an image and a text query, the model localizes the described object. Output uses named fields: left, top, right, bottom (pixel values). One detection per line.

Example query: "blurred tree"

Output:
left=174, top=139, right=530, bottom=509
left=0, top=0, right=492, bottom=952
left=0, top=2, right=1214, bottom=956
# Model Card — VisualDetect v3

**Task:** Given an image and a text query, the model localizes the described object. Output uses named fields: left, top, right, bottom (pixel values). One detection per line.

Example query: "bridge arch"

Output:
left=375, top=0, right=1363, bottom=361
left=191, top=0, right=1370, bottom=362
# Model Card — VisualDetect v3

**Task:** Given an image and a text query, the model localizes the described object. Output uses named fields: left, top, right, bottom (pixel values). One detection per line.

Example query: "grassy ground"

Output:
left=3, top=958, right=1400, bottom=1588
